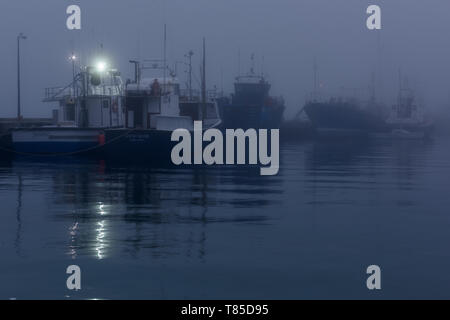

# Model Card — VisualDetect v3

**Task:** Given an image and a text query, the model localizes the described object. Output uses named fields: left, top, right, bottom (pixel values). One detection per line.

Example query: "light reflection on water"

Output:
left=1, top=138, right=450, bottom=299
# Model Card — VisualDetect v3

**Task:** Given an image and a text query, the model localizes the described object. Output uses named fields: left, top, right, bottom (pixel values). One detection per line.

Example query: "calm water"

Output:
left=1, top=137, right=450, bottom=299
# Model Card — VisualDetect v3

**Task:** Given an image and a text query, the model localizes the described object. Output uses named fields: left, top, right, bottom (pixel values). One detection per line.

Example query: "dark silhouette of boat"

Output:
left=218, top=71, right=285, bottom=130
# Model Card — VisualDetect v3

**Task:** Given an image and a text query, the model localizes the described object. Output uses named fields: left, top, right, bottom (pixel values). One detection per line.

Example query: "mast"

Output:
left=202, top=37, right=206, bottom=105
left=261, top=55, right=265, bottom=78
left=313, top=57, right=318, bottom=101
left=238, top=48, right=241, bottom=78
left=201, top=38, right=206, bottom=119
left=376, top=30, right=383, bottom=102
left=250, top=53, right=255, bottom=75
left=163, top=24, right=167, bottom=95
left=370, top=71, right=376, bottom=101
left=185, top=50, right=194, bottom=100
left=220, top=67, right=224, bottom=96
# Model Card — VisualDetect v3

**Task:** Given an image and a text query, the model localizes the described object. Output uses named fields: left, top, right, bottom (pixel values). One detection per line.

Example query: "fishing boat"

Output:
left=103, top=40, right=222, bottom=162
left=304, top=97, right=388, bottom=137
left=11, top=61, right=124, bottom=155
left=217, top=56, right=285, bottom=130
left=304, top=64, right=434, bottom=140
left=383, top=79, right=434, bottom=139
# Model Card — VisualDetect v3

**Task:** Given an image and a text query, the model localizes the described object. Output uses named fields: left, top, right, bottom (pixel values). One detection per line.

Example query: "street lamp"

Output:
left=17, top=33, right=27, bottom=123
left=69, top=54, right=77, bottom=96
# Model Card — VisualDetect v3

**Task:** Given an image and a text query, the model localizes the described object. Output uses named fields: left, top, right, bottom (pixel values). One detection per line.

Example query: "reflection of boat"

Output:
left=11, top=63, right=124, bottom=155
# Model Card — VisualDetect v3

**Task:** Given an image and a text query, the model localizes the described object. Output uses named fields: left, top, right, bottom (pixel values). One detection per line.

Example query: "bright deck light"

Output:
left=96, top=61, right=107, bottom=72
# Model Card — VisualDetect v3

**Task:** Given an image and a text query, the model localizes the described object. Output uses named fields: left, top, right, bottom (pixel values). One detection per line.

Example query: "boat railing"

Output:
left=179, top=89, right=217, bottom=102
left=89, top=85, right=122, bottom=97
left=44, top=86, right=74, bottom=102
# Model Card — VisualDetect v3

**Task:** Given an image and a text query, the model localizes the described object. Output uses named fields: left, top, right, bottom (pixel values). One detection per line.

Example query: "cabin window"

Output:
left=102, top=99, right=110, bottom=108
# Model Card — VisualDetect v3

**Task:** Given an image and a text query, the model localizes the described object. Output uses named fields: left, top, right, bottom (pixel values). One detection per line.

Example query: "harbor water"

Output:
left=1, top=136, right=450, bottom=299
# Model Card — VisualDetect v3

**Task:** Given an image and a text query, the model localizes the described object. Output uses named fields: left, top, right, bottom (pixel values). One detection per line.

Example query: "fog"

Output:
left=1, top=0, right=450, bottom=119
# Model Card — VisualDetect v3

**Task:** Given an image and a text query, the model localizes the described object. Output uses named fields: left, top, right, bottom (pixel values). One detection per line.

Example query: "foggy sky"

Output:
left=1, top=0, right=450, bottom=118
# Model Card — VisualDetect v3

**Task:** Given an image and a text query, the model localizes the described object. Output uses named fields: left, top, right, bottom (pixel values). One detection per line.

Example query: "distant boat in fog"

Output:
left=382, top=78, right=434, bottom=139
left=304, top=73, right=434, bottom=140
left=304, top=97, right=387, bottom=137
left=217, top=55, right=285, bottom=130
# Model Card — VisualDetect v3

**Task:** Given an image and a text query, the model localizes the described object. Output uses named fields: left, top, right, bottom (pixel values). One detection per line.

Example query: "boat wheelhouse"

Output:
left=104, top=58, right=222, bottom=160
left=218, top=68, right=285, bottom=130
left=384, top=82, right=434, bottom=139
left=12, top=63, right=124, bottom=155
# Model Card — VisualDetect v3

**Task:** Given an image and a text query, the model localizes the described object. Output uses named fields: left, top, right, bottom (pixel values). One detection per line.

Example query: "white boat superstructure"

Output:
left=103, top=55, right=222, bottom=159
left=122, top=59, right=221, bottom=131
left=12, top=63, right=125, bottom=155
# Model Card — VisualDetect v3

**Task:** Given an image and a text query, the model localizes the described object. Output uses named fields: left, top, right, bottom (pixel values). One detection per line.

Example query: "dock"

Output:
left=0, top=117, right=56, bottom=133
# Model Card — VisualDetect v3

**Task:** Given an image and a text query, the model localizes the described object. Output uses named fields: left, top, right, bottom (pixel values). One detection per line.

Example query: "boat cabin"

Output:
left=44, top=67, right=124, bottom=128
left=124, top=77, right=221, bottom=131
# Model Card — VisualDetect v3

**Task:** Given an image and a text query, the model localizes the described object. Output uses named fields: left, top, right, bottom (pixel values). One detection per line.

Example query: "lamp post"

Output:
left=17, top=33, right=27, bottom=123
left=69, top=54, right=77, bottom=97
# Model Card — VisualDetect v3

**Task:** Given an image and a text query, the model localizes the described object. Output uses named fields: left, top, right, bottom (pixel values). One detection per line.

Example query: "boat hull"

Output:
left=218, top=104, right=263, bottom=130
left=104, top=129, right=176, bottom=163
left=304, top=102, right=387, bottom=134
left=11, top=128, right=103, bottom=155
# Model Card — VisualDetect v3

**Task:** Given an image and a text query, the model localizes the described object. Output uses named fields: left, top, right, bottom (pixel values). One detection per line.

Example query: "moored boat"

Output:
left=218, top=56, right=285, bottom=130
left=304, top=98, right=388, bottom=137
left=11, top=61, right=124, bottom=155
left=103, top=56, right=222, bottom=162
left=383, top=82, right=434, bottom=139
